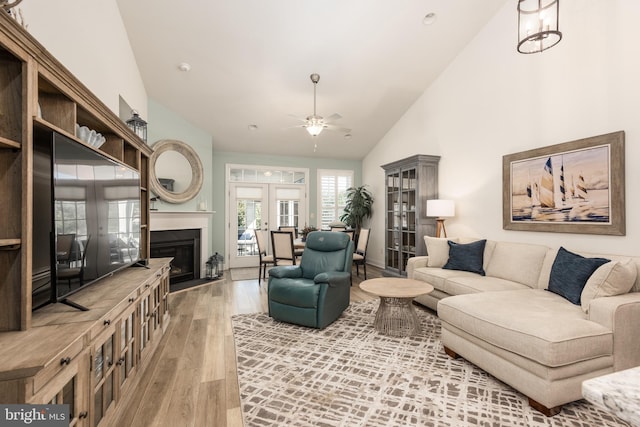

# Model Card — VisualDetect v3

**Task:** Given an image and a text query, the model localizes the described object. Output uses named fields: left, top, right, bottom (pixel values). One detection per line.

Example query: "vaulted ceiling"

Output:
left=117, top=0, right=508, bottom=159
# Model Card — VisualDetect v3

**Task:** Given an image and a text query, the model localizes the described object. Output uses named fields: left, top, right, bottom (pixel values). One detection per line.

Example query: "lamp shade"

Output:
left=426, top=199, right=455, bottom=218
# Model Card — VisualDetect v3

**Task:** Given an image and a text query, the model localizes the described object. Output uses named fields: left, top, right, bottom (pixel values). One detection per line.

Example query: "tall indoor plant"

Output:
left=340, top=185, right=373, bottom=237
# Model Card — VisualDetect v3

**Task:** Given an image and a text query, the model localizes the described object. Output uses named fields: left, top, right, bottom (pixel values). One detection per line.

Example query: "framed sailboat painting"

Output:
left=503, top=131, right=625, bottom=235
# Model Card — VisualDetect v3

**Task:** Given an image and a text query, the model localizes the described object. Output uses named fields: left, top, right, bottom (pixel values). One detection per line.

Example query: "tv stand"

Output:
left=60, top=298, right=89, bottom=311
left=0, top=258, right=171, bottom=427
left=132, top=259, right=151, bottom=269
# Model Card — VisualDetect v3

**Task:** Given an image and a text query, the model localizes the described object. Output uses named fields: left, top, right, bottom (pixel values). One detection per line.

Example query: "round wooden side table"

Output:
left=360, top=278, right=434, bottom=337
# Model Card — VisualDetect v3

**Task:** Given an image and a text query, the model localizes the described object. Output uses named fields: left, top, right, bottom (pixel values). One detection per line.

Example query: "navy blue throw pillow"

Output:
left=548, top=247, right=610, bottom=305
left=443, top=240, right=487, bottom=276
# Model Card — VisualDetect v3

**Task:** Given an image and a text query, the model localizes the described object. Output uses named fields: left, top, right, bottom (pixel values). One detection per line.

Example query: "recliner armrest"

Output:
left=269, top=265, right=303, bottom=279
left=314, top=271, right=351, bottom=287
left=407, top=256, right=429, bottom=279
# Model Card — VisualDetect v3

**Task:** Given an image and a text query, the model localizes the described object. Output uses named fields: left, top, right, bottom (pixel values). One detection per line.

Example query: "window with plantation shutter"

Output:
left=317, top=169, right=353, bottom=229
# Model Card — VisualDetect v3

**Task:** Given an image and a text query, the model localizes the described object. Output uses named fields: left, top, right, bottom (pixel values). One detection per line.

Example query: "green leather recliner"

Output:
left=268, top=231, right=354, bottom=329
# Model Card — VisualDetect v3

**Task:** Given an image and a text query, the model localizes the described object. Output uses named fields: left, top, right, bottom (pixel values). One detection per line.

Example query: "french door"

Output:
left=229, top=183, right=306, bottom=268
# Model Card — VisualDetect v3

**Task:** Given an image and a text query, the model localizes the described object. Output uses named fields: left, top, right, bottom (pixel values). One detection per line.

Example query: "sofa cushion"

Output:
left=412, top=267, right=479, bottom=292
left=581, top=259, right=637, bottom=313
left=424, top=236, right=459, bottom=267
left=438, top=290, right=613, bottom=367
left=444, top=275, right=530, bottom=296
left=548, top=247, right=610, bottom=305
left=485, top=242, right=549, bottom=288
left=443, top=240, right=486, bottom=276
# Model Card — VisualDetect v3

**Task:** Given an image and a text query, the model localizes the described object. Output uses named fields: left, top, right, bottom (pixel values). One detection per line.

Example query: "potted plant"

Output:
left=340, top=185, right=374, bottom=237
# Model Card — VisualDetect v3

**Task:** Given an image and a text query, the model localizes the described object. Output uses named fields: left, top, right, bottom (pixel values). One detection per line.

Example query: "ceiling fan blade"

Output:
left=288, top=113, right=308, bottom=123
left=284, top=123, right=307, bottom=130
left=324, top=124, right=351, bottom=133
left=325, top=113, right=342, bottom=122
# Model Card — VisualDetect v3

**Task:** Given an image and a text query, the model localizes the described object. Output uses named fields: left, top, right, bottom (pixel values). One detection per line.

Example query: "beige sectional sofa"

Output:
left=407, top=238, right=640, bottom=416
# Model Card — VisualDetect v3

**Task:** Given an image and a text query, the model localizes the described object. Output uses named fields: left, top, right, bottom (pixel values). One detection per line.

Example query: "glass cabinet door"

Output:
left=92, top=330, right=116, bottom=426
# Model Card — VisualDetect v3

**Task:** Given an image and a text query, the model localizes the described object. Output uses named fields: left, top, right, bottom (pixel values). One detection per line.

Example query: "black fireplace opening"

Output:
left=150, top=229, right=201, bottom=284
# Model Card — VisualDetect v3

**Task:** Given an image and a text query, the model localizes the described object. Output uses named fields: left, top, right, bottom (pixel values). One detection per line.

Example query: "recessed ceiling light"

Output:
left=248, top=124, right=258, bottom=131
left=423, top=12, right=437, bottom=25
left=178, top=62, right=191, bottom=72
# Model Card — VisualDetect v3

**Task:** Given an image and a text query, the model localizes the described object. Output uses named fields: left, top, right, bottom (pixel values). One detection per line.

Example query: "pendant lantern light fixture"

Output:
left=517, top=0, right=562, bottom=54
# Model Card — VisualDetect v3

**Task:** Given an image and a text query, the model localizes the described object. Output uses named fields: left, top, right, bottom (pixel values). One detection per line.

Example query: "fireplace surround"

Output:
left=150, top=229, right=200, bottom=283
left=149, top=211, right=213, bottom=279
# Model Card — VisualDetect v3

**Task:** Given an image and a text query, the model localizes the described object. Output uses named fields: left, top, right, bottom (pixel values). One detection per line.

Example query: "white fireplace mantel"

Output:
left=150, top=211, right=214, bottom=276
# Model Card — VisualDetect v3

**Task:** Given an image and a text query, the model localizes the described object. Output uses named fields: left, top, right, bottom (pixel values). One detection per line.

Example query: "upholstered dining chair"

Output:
left=353, top=228, right=370, bottom=279
left=278, top=225, right=298, bottom=238
left=56, top=233, right=76, bottom=267
left=342, top=229, right=354, bottom=241
left=268, top=231, right=354, bottom=329
left=279, top=226, right=303, bottom=257
left=58, top=235, right=91, bottom=286
left=270, top=230, right=297, bottom=266
left=255, top=229, right=274, bottom=285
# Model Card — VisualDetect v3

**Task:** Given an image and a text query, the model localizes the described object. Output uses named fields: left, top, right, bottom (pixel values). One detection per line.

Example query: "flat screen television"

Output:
left=32, top=127, right=141, bottom=310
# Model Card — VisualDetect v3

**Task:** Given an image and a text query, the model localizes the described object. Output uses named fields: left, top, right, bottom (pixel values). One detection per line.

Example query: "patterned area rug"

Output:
left=231, top=301, right=630, bottom=427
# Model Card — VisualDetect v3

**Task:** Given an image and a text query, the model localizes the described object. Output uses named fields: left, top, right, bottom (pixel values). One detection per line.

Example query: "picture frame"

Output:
left=502, top=131, right=625, bottom=235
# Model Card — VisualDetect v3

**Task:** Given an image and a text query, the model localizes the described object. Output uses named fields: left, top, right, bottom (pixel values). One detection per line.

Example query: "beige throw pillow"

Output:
left=424, top=236, right=459, bottom=268
left=581, top=259, right=637, bottom=313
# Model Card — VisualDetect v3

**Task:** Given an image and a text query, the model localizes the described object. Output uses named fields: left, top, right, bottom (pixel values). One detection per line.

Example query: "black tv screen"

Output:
left=32, top=128, right=141, bottom=309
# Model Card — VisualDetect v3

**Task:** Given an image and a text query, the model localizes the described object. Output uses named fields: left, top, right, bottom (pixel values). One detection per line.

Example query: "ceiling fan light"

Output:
left=306, top=123, right=324, bottom=137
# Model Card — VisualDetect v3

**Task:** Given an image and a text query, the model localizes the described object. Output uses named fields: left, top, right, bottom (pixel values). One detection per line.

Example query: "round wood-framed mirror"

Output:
left=149, top=139, right=203, bottom=204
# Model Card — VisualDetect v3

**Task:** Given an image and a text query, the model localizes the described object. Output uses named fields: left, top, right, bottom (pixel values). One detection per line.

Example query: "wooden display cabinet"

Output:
left=0, top=259, right=172, bottom=427
left=0, top=13, right=153, bottom=332
left=0, top=12, right=167, bottom=427
left=381, top=155, right=440, bottom=276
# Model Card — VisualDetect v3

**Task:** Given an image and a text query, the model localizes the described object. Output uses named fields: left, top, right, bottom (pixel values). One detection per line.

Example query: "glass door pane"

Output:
left=229, top=184, right=268, bottom=268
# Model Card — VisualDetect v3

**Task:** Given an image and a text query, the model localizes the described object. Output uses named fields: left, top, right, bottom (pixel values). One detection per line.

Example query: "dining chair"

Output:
left=255, top=229, right=274, bottom=285
left=279, top=226, right=304, bottom=257
left=330, top=226, right=346, bottom=232
left=270, top=230, right=297, bottom=266
left=58, top=235, right=91, bottom=286
left=278, top=226, right=298, bottom=238
left=353, top=228, right=370, bottom=279
left=56, top=233, right=76, bottom=268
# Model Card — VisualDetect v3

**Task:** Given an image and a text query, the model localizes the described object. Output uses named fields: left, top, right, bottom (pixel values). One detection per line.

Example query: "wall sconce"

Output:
left=426, top=199, right=455, bottom=238
left=126, top=110, right=148, bottom=142
left=517, top=0, right=562, bottom=54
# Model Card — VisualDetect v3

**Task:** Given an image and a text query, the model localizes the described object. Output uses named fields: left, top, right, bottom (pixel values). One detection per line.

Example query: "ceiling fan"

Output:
left=290, top=73, right=350, bottom=150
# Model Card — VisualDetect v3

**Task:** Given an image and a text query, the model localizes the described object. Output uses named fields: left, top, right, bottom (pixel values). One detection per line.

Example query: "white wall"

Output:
left=364, top=1, right=640, bottom=268
left=18, top=0, right=147, bottom=117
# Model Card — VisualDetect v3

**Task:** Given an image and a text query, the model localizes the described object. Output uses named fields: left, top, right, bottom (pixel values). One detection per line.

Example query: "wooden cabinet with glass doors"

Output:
left=381, top=155, right=440, bottom=276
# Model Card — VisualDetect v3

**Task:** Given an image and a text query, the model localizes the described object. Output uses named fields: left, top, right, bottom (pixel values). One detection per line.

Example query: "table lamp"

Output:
left=426, top=199, right=455, bottom=238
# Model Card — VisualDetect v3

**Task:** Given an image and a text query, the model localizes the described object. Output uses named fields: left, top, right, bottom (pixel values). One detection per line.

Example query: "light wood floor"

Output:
left=114, top=265, right=382, bottom=426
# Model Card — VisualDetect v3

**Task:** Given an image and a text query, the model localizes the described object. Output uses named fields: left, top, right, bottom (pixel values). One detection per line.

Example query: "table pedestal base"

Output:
left=373, top=297, right=420, bottom=337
